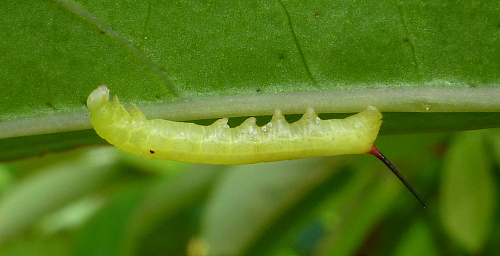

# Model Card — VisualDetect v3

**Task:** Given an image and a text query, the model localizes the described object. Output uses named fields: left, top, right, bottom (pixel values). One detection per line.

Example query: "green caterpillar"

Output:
left=87, top=85, right=426, bottom=207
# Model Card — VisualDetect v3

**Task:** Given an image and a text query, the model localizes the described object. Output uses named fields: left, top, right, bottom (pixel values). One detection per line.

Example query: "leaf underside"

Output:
left=0, top=1, right=499, bottom=160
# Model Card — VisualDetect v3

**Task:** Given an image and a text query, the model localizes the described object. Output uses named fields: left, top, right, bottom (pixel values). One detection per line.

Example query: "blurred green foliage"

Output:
left=0, top=129, right=499, bottom=255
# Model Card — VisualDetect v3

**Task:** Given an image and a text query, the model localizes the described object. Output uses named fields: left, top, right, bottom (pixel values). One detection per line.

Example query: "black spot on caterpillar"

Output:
left=87, top=85, right=426, bottom=207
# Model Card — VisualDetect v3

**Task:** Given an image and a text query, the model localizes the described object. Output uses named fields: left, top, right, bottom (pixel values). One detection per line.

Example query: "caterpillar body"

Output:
left=87, top=85, right=381, bottom=164
left=87, top=85, right=426, bottom=207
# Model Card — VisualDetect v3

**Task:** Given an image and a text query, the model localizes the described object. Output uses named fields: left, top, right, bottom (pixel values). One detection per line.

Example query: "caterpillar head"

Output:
left=87, top=85, right=110, bottom=110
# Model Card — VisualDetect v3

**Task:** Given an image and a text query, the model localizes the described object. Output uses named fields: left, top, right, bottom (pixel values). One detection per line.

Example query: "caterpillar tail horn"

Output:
left=369, top=144, right=427, bottom=208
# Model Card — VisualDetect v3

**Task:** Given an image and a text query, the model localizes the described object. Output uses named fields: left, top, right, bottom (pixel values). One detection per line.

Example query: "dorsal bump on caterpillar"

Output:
left=87, top=85, right=426, bottom=207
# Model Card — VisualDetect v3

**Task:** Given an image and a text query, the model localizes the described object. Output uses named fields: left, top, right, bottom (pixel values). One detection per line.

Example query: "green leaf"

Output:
left=439, top=130, right=496, bottom=254
left=200, top=157, right=348, bottom=256
left=314, top=162, right=403, bottom=256
left=0, top=130, right=105, bottom=162
left=0, top=148, right=121, bottom=244
left=486, top=128, right=500, bottom=168
left=393, top=219, right=438, bottom=256
left=121, top=165, right=224, bottom=256
left=0, top=235, right=71, bottom=256
left=1, top=1, right=500, bottom=160
left=74, top=186, right=145, bottom=256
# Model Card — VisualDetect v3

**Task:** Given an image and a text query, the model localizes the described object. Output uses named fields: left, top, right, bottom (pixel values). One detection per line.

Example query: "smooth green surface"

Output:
left=1, top=0, right=500, bottom=160
left=0, top=130, right=105, bottom=162
left=439, top=130, right=496, bottom=254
